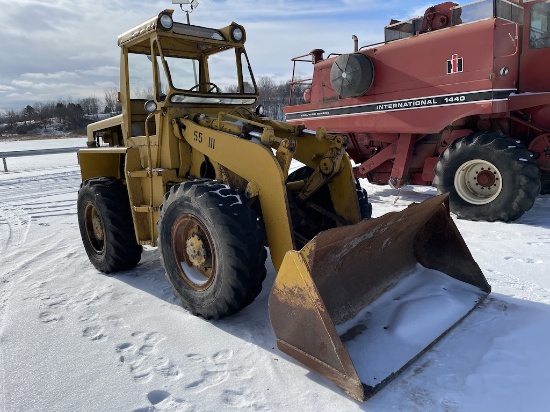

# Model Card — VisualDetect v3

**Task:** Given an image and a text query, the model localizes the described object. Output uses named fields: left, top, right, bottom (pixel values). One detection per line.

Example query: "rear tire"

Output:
left=434, top=132, right=540, bottom=222
left=77, top=178, right=142, bottom=273
left=158, top=180, right=267, bottom=319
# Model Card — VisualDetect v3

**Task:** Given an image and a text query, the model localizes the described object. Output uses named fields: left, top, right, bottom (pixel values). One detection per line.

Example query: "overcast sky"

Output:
left=0, top=0, right=431, bottom=113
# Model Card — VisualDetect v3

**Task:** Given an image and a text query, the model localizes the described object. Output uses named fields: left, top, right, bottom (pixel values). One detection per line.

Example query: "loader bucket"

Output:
left=269, top=194, right=490, bottom=401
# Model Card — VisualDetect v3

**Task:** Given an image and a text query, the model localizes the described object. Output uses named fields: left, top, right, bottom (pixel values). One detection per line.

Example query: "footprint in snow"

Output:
left=38, top=310, right=63, bottom=323
left=186, top=369, right=228, bottom=392
left=134, top=390, right=191, bottom=412
left=503, top=256, right=544, bottom=264
left=223, top=388, right=266, bottom=409
left=82, top=324, right=107, bottom=342
left=116, top=332, right=181, bottom=384
left=183, top=349, right=259, bottom=394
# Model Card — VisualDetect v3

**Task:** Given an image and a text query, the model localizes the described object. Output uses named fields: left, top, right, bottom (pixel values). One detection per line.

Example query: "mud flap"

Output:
left=268, top=194, right=490, bottom=401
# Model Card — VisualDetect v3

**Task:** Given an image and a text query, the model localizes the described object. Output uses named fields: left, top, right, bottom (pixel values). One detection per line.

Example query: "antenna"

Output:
left=171, top=1, right=199, bottom=83
left=172, top=0, right=199, bottom=24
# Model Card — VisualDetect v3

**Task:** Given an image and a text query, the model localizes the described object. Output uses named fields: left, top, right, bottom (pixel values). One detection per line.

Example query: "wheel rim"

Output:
left=83, top=201, right=105, bottom=254
left=454, top=159, right=503, bottom=205
left=171, top=214, right=216, bottom=291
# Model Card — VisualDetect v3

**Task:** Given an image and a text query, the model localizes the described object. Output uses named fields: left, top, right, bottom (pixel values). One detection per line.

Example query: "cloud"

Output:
left=95, top=81, right=118, bottom=88
left=78, top=66, right=119, bottom=77
left=21, top=71, right=81, bottom=80
left=0, top=0, right=419, bottom=111
left=12, top=80, right=79, bottom=90
left=7, top=92, right=33, bottom=98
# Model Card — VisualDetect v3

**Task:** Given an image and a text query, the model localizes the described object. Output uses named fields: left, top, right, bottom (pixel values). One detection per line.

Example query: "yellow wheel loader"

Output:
left=77, top=10, right=490, bottom=401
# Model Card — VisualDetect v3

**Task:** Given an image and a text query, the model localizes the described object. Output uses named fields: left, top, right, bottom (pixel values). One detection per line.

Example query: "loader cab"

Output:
left=118, top=10, right=259, bottom=143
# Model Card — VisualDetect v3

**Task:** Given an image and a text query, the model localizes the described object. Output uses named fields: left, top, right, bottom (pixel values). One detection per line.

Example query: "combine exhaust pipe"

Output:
left=269, top=194, right=490, bottom=401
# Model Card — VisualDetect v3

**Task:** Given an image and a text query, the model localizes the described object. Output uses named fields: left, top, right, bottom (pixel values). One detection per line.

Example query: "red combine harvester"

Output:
left=284, top=0, right=550, bottom=222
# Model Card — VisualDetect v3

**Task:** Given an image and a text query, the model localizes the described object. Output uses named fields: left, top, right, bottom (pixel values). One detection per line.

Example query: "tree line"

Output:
left=0, top=78, right=307, bottom=136
left=0, top=87, right=120, bottom=136
left=229, top=77, right=308, bottom=121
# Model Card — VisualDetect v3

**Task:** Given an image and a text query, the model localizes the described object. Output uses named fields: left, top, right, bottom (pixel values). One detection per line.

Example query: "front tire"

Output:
left=77, top=178, right=142, bottom=273
left=434, top=132, right=540, bottom=222
left=158, top=180, right=267, bottom=319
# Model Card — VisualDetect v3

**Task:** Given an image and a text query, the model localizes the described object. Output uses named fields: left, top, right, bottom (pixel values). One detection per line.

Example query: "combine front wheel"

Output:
left=434, top=132, right=540, bottom=222
left=158, top=180, right=267, bottom=319
left=77, top=178, right=142, bottom=273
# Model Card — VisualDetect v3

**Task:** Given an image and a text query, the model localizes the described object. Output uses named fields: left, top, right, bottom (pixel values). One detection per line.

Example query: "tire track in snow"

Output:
left=0, top=169, right=80, bottom=411
left=0, top=203, right=31, bottom=254
left=0, top=168, right=79, bottom=282
left=0, top=170, right=79, bottom=222
left=0, top=275, right=12, bottom=412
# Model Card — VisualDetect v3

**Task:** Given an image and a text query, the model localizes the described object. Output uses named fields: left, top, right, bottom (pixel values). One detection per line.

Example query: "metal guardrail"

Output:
left=1, top=147, right=81, bottom=172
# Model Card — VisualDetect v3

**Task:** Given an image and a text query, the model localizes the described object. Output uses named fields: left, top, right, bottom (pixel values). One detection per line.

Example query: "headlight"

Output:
left=231, top=27, right=243, bottom=42
left=159, top=14, right=173, bottom=30
left=144, top=100, right=158, bottom=113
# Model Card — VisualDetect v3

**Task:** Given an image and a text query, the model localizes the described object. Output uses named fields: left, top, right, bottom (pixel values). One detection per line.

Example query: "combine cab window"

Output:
left=530, top=2, right=550, bottom=48
left=452, top=0, right=493, bottom=25
left=384, top=0, right=522, bottom=42
left=495, top=0, right=523, bottom=24
left=384, top=19, right=421, bottom=42
left=452, top=0, right=522, bottom=26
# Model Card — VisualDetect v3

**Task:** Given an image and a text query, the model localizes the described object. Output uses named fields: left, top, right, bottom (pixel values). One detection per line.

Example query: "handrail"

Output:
left=1, top=146, right=81, bottom=172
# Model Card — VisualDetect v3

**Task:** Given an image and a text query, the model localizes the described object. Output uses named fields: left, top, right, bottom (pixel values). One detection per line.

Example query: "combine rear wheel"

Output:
left=77, top=178, right=142, bottom=273
left=434, top=132, right=540, bottom=222
left=158, top=180, right=267, bottom=319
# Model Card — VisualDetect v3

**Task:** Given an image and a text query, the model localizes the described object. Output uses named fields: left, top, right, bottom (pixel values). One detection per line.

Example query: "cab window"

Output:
left=530, top=2, right=550, bottom=48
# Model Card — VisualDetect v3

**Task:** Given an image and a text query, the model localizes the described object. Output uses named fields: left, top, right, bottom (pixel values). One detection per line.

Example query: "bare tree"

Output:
left=80, top=97, right=101, bottom=117
left=104, top=86, right=119, bottom=114
left=34, top=102, right=54, bottom=130
left=226, top=77, right=299, bottom=121
left=22, top=105, right=35, bottom=125
left=5, top=109, right=19, bottom=128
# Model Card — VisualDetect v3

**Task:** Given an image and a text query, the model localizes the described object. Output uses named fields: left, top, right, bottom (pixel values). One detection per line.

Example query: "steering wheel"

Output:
left=188, top=82, right=221, bottom=93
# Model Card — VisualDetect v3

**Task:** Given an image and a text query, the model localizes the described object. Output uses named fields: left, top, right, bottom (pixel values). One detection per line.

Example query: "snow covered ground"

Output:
left=1, top=137, right=549, bottom=411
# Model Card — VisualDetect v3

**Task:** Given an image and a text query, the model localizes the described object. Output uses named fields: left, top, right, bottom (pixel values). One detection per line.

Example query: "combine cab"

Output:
left=77, top=9, right=490, bottom=401
left=285, top=0, right=550, bottom=222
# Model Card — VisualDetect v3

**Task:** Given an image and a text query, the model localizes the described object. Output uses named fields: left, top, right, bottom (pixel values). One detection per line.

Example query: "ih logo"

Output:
left=447, top=54, right=463, bottom=74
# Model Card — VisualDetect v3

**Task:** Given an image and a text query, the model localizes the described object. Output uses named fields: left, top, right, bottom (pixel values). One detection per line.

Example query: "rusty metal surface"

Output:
left=309, top=193, right=489, bottom=324
left=269, top=194, right=490, bottom=401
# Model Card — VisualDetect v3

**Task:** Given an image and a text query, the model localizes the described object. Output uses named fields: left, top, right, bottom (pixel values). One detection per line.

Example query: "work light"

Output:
left=159, top=14, right=173, bottom=30
left=231, top=27, right=243, bottom=42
